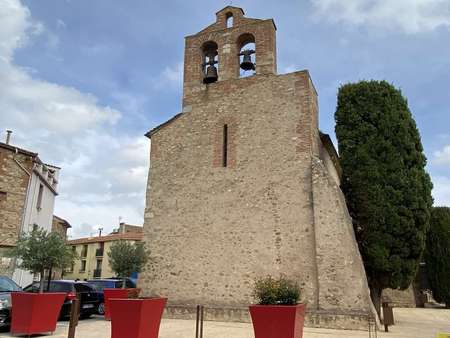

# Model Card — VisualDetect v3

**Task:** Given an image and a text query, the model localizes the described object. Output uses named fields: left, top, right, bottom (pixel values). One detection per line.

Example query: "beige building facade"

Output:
left=65, top=223, right=143, bottom=280
left=139, top=7, right=375, bottom=329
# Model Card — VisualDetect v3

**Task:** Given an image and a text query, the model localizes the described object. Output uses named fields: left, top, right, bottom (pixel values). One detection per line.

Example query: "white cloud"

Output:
left=157, top=62, right=183, bottom=89
left=311, top=0, right=450, bottom=34
left=0, top=0, right=120, bottom=134
left=432, top=176, right=450, bottom=207
left=434, top=145, right=450, bottom=165
left=0, top=0, right=149, bottom=237
left=0, top=63, right=120, bottom=133
left=0, top=0, right=36, bottom=60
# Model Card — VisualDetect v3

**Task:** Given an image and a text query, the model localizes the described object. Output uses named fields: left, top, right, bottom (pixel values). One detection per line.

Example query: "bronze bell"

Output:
left=240, top=49, right=255, bottom=71
left=203, top=64, right=218, bottom=84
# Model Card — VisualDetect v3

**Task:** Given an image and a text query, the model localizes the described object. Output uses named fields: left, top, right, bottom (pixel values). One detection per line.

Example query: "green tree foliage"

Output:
left=10, top=228, right=78, bottom=292
left=425, top=207, right=450, bottom=307
left=108, top=241, right=150, bottom=288
left=335, top=80, right=433, bottom=315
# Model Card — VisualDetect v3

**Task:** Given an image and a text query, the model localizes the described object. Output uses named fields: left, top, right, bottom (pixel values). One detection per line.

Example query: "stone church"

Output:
left=140, top=6, right=375, bottom=329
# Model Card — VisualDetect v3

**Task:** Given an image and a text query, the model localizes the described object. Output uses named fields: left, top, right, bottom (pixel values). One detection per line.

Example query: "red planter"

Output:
left=110, top=297, right=167, bottom=338
left=11, top=292, right=66, bottom=336
left=249, top=304, right=306, bottom=338
left=103, top=288, right=130, bottom=320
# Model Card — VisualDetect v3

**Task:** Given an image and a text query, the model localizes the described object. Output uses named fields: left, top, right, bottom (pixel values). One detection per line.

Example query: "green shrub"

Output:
left=253, top=275, right=300, bottom=305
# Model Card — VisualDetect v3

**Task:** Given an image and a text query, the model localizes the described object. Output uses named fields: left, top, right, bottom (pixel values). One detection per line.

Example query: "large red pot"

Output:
left=110, top=297, right=167, bottom=338
left=249, top=304, right=306, bottom=338
left=11, top=292, right=66, bottom=336
left=103, top=288, right=140, bottom=320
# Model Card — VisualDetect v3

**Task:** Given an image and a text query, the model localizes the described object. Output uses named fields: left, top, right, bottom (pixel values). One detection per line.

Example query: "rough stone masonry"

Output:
left=139, top=6, right=376, bottom=329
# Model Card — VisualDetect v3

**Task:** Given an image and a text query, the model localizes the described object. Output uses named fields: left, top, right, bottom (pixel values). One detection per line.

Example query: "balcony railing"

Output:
left=95, top=248, right=104, bottom=257
left=93, top=269, right=102, bottom=278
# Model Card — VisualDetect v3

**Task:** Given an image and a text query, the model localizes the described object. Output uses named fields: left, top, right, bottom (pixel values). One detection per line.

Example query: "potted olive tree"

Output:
left=106, top=241, right=166, bottom=338
left=103, top=240, right=147, bottom=320
left=9, top=228, right=77, bottom=336
left=249, top=275, right=306, bottom=338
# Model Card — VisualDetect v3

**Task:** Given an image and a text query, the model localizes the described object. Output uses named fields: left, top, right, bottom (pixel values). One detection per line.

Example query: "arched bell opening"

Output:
left=226, top=12, right=234, bottom=28
left=202, top=41, right=219, bottom=84
left=237, top=33, right=256, bottom=78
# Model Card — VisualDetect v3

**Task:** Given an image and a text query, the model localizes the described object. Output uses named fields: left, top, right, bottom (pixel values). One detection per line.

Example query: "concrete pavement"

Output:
left=1, top=308, right=449, bottom=338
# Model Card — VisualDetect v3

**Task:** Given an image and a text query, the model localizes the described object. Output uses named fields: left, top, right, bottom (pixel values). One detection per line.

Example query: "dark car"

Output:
left=23, top=280, right=100, bottom=319
left=86, top=278, right=136, bottom=315
left=0, top=276, right=21, bottom=329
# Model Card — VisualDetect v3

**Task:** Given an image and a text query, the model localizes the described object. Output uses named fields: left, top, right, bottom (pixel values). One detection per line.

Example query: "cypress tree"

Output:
left=335, top=80, right=433, bottom=316
left=425, top=206, right=450, bottom=307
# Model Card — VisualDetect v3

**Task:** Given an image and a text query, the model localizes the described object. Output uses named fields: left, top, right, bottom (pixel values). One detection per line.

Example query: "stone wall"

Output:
left=0, top=146, right=33, bottom=247
left=52, top=216, right=69, bottom=239
left=139, top=70, right=375, bottom=329
left=311, top=154, right=375, bottom=316
left=382, top=286, right=416, bottom=308
left=0, top=247, right=14, bottom=277
left=0, top=146, right=34, bottom=278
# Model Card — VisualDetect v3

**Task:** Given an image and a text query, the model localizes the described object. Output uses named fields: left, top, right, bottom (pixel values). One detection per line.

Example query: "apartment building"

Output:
left=65, top=223, right=143, bottom=280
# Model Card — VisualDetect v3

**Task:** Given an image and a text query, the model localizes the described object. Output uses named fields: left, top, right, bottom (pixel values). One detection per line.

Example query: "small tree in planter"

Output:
left=106, top=241, right=166, bottom=338
left=104, top=241, right=151, bottom=320
left=8, top=228, right=77, bottom=336
left=108, top=240, right=149, bottom=289
left=249, top=275, right=305, bottom=338
left=11, top=228, right=77, bottom=292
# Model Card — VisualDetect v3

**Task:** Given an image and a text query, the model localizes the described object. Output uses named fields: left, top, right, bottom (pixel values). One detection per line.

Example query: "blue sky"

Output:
left=1, top=0, right=449, bottom=238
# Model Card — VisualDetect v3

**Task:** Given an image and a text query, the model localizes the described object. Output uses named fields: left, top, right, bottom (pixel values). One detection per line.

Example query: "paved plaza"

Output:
left=1, top=308, right=449, bottom=338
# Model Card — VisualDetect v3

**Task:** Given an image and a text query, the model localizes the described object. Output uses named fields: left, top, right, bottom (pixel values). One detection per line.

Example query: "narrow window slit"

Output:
left=223, top=124, right=228, bottom=167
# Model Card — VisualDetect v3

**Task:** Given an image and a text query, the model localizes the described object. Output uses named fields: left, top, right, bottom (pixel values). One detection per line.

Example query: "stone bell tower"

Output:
left=139, top=6, right=375, bottom=329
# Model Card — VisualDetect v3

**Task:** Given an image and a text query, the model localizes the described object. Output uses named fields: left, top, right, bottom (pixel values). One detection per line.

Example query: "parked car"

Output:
left=86, top=278, right=136, bottom=315
left=105, top=277, right=137, bottom=288
left=23, top=280, right=100, bottom=319
left=0, top=276, right=22, bottom=329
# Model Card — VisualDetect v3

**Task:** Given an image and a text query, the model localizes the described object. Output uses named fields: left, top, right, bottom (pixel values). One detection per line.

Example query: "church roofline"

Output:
left=185, top=18, right=276, bottom=39
left=215, top=6, right=245, bottom=15
left=145, top=113, right=183, bottom=139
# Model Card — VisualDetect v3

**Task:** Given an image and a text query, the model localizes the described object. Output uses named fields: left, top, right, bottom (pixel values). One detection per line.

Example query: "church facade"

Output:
left=139, top=7, right=375, bottom=329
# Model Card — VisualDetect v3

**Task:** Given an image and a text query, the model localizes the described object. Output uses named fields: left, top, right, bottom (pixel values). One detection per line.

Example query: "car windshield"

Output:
left=0, top=276, right=21, bottom=292
left=49, top=282, right=73, bottom=292
left=74, top=283, right=93, bottom=292
left=87, top=281, right=107, bottom=291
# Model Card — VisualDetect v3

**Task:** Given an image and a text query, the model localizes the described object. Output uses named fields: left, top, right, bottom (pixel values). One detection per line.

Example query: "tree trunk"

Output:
left=46, top=266, right=53, bottom=291
left=370, top=285, right=383, bottom=320
left=122, top=277, right=126, bottom=289
left=39, top=270, right=46, bottom=293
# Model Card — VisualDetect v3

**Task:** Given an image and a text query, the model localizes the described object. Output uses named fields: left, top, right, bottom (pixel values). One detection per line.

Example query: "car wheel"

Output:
left=97, top=302, right=105, bottom=315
